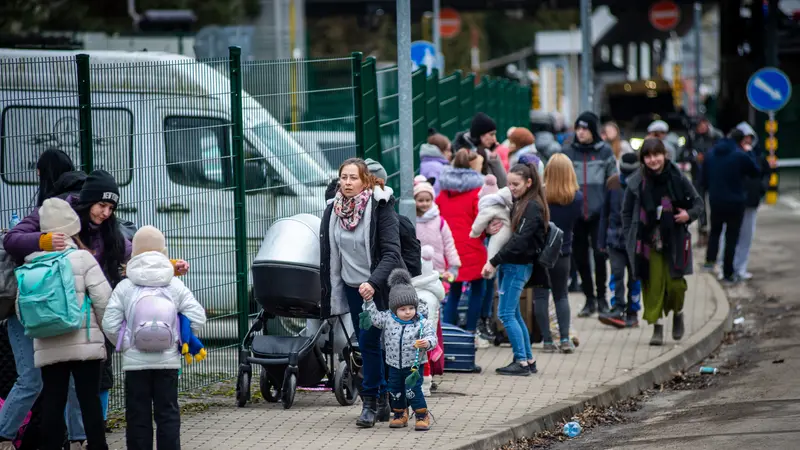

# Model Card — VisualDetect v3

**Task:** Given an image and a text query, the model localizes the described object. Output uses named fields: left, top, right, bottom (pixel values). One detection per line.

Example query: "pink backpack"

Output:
left=117, top=287, right=179, bottom=353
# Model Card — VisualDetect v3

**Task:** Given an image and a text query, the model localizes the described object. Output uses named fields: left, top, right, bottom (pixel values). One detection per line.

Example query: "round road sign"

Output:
left=649, top=1, right=681, bottom=32
left=439, top=8, right=461, bottom=39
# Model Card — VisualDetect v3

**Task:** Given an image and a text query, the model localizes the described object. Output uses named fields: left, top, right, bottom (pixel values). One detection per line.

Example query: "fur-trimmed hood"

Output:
left=438, top=167, right=485, bottom=193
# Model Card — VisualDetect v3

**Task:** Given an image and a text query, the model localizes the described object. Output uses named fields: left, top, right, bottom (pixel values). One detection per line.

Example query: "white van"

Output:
left=0, top=49, right=333, bottom=322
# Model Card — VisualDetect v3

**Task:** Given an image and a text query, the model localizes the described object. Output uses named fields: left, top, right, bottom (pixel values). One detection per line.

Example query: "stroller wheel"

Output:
left=334, top=360, right=358, bottom=406
left=235, top=369, right=251, bottom=408
left=281, top=372, right=297, bottom=409
left=259, top=369, right=280, bottom=403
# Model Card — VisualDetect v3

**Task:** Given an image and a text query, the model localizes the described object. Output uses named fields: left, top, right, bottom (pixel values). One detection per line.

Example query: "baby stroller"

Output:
left=235, top=214, right=359, bottom=409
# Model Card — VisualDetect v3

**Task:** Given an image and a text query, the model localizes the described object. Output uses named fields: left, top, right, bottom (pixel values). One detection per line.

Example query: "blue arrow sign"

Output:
left=410, top=41, right=441, bottom=75
left=746, top=67, right=792, bottom=112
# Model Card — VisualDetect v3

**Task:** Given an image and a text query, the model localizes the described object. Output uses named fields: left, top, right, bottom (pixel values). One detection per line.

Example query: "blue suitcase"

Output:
left=442, top=324, right=481, bottom=373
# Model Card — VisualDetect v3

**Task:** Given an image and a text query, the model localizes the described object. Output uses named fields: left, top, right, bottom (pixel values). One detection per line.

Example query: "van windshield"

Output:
left=251, top=122, right=330, bottom=187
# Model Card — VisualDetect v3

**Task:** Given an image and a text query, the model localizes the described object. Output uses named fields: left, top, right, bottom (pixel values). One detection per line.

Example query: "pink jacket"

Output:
left=415, top=205, right=461, bottom=277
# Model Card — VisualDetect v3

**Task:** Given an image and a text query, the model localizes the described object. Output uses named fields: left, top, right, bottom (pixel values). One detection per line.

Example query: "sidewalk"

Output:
left=106, top=271, right=725, bottom=450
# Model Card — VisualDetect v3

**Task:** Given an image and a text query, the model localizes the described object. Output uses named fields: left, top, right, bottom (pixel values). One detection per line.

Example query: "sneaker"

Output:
left=542, top=342, right=559, bottom=353
left=559, top=339, right=575, bottom=354
left=496, top=361, right=530, bottom=376
left=598, top=305, right=627, bottom=329
left=739, top=272, right=753, bottom=280
left=477, top=318, right=495, bottom=341
left=474, top=334, right=491, bottom=349
left=528, top=361, right=539, bottom=373
left=625, top=314, right=639, bottom=328
left=389, top=408, right=409, bottom=428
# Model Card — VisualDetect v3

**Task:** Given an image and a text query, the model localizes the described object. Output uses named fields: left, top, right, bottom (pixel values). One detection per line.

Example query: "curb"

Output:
left=453, top=273, right=732, bottom=450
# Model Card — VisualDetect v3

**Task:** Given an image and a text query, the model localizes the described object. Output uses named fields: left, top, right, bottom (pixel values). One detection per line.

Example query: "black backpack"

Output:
left=397, top=214, right=422, bottom=277
left=537, top=222, right=564, bottom=269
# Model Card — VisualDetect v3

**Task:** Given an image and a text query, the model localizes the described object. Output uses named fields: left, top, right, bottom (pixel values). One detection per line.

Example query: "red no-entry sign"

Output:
left=649, top=0, right=681, bottom=32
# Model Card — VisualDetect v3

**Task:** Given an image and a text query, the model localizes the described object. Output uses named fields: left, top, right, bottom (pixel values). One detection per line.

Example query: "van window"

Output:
left=0, top=106, right=134, bottom=186
left=164, top=116, right=232, bottom=189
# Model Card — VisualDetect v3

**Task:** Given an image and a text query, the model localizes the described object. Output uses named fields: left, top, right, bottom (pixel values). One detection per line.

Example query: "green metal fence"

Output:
left=0, top=46, right=530, bottom=409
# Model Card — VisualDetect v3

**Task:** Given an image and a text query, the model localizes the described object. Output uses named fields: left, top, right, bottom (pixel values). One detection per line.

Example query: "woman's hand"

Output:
left=174, top=259, right=190, bottom=275
left=481, top=262, right=496, bottom=279
left=414, top=339, right=430, bottom=349
left=359, top=282, right=375, bottom=301
left=486, top=219, right=503, bottom=236
left=675, top=208, right=690, bottom=224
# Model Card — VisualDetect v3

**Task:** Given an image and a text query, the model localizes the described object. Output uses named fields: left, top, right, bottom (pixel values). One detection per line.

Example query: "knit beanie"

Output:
left=470, top=112, right=497, bottom=139
left=479, top=174, right=499, bottom=197
left=77, top=170, right=119, bottom=209
left=132, top=225, right=167, bottom=256
left=508, top=127, right=535, bottom=149
left=413, top=174, right=435, bottom=199
left=364, top=158, right=388, bottom=181
left=39, top=198, right=81, bottom=237
left=387, top=268, right=419, bottom=314
left=574, top=111, right=601, bottom=143
left=619, top=152, right=640, bottom=177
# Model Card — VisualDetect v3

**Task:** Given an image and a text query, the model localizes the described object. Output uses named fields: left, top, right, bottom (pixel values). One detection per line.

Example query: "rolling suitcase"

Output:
left=442, top=324, right=481, bottom=373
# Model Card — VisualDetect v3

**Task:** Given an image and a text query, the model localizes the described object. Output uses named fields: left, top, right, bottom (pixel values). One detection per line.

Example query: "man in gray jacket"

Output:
left=560, top=111, right=618, bottom=317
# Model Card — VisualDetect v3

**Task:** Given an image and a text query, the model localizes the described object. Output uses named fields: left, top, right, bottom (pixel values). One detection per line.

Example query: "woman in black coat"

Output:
left=319, top=158, right=402, bottom=428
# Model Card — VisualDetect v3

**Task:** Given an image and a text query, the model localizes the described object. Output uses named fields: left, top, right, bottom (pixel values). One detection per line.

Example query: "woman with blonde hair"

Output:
left=534, top=154, right=584, bottom=353
left=604, top=121, right=633, bottom=164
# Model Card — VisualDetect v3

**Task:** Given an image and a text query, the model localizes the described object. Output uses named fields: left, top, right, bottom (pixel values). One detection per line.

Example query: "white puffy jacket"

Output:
left=102, top=251, right=206, bottom=371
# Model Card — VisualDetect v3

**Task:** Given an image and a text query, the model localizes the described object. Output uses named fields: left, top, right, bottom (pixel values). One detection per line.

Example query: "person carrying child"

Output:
left=14, top=198, right=113, bottom=450
left=413, top=175, right=460, bottom=282
left=102, top=226, right=206, bottom=450
left=362, top=269, right=437, bottom=431
left=598, top=152, right=642, bottom=329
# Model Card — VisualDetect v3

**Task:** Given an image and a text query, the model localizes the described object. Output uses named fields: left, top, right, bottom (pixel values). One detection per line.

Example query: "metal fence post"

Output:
left=351, top=52, right=365, bottom=159
left=229, top=46, right=249, bottom=342
left=76, top=54, right=93, bottom=173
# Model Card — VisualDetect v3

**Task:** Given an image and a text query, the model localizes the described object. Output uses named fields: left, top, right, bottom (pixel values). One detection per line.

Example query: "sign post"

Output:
left=746, top=67, right=792, bottom=205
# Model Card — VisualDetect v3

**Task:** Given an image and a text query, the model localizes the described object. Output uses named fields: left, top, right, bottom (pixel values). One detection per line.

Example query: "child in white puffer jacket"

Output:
left=470, top=182, right=513, bottom=265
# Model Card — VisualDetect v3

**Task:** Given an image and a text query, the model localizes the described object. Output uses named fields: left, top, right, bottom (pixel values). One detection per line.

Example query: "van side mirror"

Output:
left=244, top=161, right=268, bottom=193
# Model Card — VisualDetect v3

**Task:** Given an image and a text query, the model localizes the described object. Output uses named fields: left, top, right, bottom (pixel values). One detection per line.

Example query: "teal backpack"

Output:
left=15, top=249, right=92, bottom=339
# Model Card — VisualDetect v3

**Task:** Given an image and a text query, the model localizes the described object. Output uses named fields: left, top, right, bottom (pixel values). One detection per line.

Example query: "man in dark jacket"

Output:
left=560, top=111, right=618, bottom=316
left=702, top=129, right=761, bottom=283
left=687, top=115, right=723, bottom=242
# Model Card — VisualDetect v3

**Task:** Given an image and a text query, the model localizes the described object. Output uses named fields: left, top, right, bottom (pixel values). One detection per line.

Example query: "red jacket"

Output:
left=436, top=168, right=487, bottom=282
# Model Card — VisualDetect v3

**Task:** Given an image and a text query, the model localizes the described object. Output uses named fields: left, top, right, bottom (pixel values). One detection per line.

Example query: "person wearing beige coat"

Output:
left=15, top=198, right=111, bottom=450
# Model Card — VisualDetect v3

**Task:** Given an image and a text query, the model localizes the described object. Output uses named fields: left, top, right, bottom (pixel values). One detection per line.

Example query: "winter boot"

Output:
left=672, top=312, right=685, bottom=341
left=389, top=408, right=409, bottom=428
left=577, top=298, right=597, bottom=318
left=414, top=408, right=432, bottom=431
left=356, top=396, right=378, bottom=428
left=377, top=392, right=391, bottom=422
left=649, top=324, right=665, bottom=346
left=477, top=317, right=495, bottom=340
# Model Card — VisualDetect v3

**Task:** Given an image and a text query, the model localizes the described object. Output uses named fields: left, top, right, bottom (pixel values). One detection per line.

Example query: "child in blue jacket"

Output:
left=598, top=153, right=641, bottom=328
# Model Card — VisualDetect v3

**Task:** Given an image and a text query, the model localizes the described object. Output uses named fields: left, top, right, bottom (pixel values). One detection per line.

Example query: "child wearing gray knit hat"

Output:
left=362, top=268, right=436, bottom=431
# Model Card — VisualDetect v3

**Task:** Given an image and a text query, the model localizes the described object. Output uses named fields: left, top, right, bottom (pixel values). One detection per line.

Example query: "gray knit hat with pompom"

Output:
left=387, top=268, right=419, bottom=313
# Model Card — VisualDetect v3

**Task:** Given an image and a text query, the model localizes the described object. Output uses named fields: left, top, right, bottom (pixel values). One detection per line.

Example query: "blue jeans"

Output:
left=443, top=279, right=485, bottom=331
left=387, top=366, right=426, bottom=412
left=344, top=285, right=386, bottom=398
left=717, top=207, right=758, bottom=277
left=0, top=317, right=85, bottom=441
left=497, top=264, right=534, bottom=362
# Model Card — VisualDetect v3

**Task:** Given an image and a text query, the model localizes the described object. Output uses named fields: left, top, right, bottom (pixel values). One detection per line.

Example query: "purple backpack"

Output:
left=117, top=287, right=179, bottom=353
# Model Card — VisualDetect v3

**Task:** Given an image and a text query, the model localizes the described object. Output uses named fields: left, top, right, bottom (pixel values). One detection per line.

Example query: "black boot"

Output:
left=377, top=392, right=390, bottom=422
left=577, top=298, right=596, bottom=318
left=596, top=297, right=610, bottom=314
left=649, top=324, right=664, bottom=346
left=356, top=396, right=378, bottom=428
left=672, top=312, right=685, bottom=341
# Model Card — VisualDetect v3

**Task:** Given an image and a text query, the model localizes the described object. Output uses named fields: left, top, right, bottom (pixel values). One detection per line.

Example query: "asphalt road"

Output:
left=552, top=198, right=800, bottom=450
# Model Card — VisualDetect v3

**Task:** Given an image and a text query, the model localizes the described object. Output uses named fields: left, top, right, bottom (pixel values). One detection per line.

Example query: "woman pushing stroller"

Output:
left=319, top=158, right=403, bottom=428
